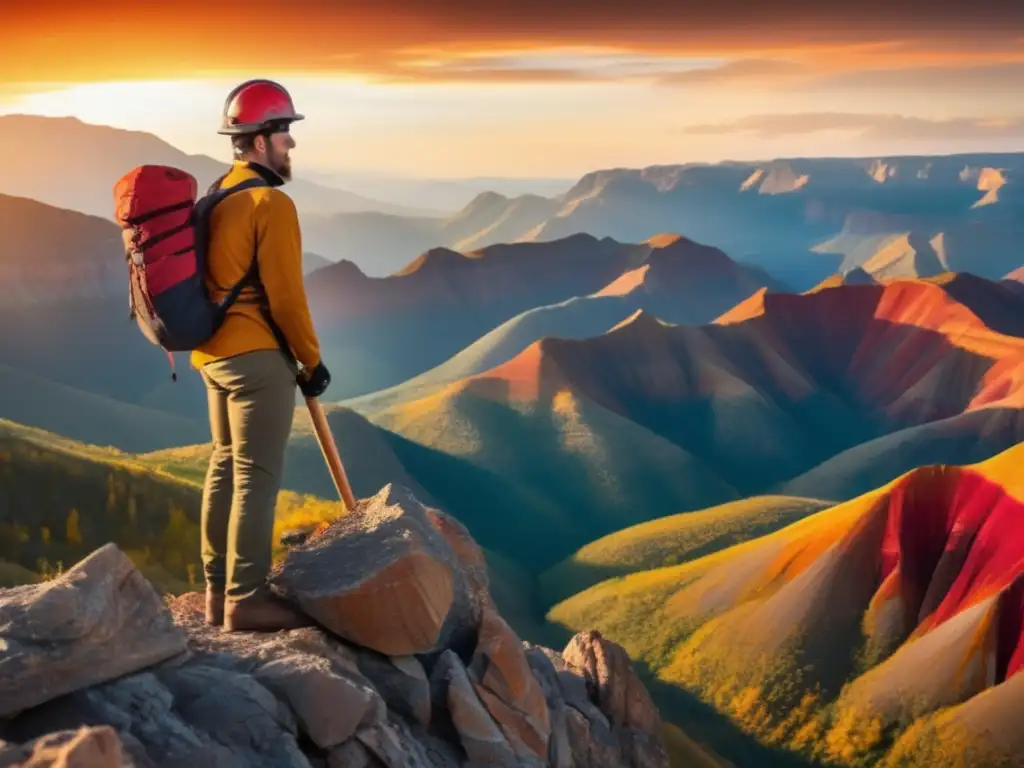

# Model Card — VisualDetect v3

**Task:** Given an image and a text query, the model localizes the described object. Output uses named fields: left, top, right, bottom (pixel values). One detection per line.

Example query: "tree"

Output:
left=66, top=508, right=82, bottom=546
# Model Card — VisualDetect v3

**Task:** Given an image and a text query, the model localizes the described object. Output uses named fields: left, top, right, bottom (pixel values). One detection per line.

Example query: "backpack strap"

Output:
left=197, top=176, right=296, bottom=366
left=237, top=243, right=297, bottom=367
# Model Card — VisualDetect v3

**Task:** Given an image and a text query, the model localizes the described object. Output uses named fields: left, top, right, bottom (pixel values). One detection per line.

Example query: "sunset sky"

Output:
left=4, top=1, right=1024, bottom=177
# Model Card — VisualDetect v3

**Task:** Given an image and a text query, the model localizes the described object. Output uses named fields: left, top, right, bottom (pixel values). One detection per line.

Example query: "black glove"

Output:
left=298, top=362, right=331, bottom=398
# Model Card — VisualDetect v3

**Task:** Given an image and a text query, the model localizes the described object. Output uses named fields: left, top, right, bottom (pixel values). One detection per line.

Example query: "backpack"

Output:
left=113, top=164, right=284, bottom=379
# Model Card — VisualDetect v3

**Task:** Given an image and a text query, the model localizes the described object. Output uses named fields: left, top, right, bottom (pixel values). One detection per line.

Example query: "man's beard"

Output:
left=270, top=149, right=292, bottom=181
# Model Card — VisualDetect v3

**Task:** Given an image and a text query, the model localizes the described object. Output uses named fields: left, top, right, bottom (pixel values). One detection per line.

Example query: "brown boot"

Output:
left=223, top=593, right=314, bottom=633
left=205, top=587, right=225, bottom=627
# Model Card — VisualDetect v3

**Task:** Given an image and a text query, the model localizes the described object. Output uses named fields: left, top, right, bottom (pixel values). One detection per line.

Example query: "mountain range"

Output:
left=10, top=115, right=1024, bottom=291
left=0, top=185, right=791, bottom=435
left=353, top=276, right=1024, bottom=532
left=0, top=114, right=438, bottom=221
left=2, top=115, right=1024, bottom=768
left=301, top=152, right=1024, bottom=287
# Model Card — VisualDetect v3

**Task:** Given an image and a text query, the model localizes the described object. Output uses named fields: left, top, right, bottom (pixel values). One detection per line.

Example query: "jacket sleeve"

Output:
left=253, top=190, right=322, bottom=369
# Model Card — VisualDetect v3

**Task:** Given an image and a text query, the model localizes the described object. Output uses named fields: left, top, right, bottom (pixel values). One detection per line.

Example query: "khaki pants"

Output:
left=199, top=349, right=297, bottom=601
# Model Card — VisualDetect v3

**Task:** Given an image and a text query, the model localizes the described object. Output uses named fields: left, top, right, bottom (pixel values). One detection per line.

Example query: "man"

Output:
left=192, top=79, right=330, bottom=632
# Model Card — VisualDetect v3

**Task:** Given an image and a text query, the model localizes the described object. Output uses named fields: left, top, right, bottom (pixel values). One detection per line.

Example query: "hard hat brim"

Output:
left=217, top=114, right=305, bottom=136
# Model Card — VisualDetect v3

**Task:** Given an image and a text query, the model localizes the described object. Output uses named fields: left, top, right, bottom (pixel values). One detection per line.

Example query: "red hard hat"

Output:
left=217, top=79, right=305, bottom=135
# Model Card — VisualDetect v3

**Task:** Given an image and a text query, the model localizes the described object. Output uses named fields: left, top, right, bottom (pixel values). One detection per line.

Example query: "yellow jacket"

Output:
left=190, top=161, right=321, bottom=371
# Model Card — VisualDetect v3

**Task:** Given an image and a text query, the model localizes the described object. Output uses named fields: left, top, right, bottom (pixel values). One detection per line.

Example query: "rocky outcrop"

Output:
left=0, top=484, right=669, bottom=768
left=0, top=544, right=188, bottom=719
left=269, top=484, right=483, bottom=657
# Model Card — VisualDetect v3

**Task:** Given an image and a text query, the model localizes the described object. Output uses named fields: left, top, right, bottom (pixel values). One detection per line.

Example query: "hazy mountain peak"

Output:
left=394, top=246, right=466, bottom=276
left=449, top=190, right=511, bottom=223
left=320, top=257, right=367, bottom=281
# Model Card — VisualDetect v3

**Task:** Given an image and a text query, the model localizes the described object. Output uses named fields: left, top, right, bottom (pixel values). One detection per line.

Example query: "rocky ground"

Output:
left=0, top=484, right=670, bottom=767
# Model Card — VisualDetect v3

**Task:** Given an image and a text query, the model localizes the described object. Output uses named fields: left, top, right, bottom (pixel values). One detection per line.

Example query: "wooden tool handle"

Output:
left=305, top=397, right=357, bottom=511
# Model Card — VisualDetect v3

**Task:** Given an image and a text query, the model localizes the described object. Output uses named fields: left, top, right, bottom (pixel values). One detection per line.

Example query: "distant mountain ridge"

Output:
left=7, top=114, right=1023, bottom=285
left=303, top=152, right=1024, bottom=282
left=0, top=114, right=436, bottom=223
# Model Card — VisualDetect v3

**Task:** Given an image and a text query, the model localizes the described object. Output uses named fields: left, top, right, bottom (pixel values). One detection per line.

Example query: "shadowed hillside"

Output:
left=0, top=419, right=370, bottom=590
left=0, top=419, right=205, bottom=592
left=548, top=443, right=1024, bottom=767
left=370, top=278, right=1024, bottom=516
left=342, top=234, right=789, bottom=413
left=0, top=191, right=122, bottom=308
left=537, top=496, right=833, bottom=609
left=0, top=193, right=217, bottom=447
left=307, top=232, right=673, bottom=398
left=149, top=398, right=730, bottom=574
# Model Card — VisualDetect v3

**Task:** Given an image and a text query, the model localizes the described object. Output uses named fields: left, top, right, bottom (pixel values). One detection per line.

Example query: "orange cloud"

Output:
left=3, top=1, right=1023, bottom=86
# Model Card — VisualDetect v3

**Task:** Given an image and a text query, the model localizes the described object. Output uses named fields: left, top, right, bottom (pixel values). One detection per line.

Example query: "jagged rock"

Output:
left=327, top=739, right=376, bottom=768
left=531, top=646, right=614, bottom=737
left=423, top=505, right=490, bottom=624
left=523, top=647, right=574, bottom=768
left=354, top=651, right=432, bottom=727
left=430, top=650, right=518, bottom=766
left=562, top=631, right=669, bottom=768
left=0, top=543, right=188, bottom=719
left=352, top=714, right=463, bottom=768
left=254, top=654, right=385, bottom=749
left=0, top=662, right=310, bottom=768
left=167, top=596, right=389, bottom=751
left=0, top=507, right=672, bottom=768
left=564, top=708, right=625, bottom=768
left=269, top=484, right=481, bottom=656
left=468, top=604, right=550, bottom=764
left=0, top=725, right=131, bottom=767
left=154, top=661, right=314, bottom=767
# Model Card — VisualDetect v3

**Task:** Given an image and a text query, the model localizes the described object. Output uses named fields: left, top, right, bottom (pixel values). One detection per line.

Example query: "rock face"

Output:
left=269, top=485, right=483, bottom=657
left=0, top=543, right=188, bottom=719
left=0, top=484, right=669, bottom=768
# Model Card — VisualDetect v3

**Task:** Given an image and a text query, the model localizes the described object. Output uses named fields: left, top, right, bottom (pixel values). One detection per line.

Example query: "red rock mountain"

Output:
left=377, top=277, right=1024, bottom=506
left=548, top=443, right=1024, bottom=767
